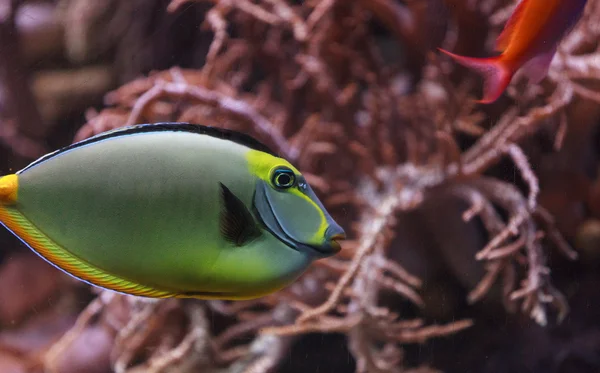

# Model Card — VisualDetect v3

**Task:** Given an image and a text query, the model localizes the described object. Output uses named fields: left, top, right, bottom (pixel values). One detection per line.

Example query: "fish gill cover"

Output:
left=0, top=0, right=600, bottom=372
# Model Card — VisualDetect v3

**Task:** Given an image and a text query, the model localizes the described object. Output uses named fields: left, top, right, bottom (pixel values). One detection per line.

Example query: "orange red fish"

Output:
left=439, top=0, right=588, bottom=103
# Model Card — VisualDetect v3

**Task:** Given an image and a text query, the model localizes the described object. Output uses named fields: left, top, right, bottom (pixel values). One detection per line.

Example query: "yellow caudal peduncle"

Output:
left=0, top=174, right=18, bottom=204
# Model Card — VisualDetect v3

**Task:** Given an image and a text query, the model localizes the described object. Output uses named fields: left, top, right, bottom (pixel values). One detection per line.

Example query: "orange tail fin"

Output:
left=438, top=48, right=512, bottom=104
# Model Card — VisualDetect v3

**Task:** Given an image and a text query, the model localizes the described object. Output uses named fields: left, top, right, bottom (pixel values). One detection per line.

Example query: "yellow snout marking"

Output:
left=0, top=174, right=18, bottom=204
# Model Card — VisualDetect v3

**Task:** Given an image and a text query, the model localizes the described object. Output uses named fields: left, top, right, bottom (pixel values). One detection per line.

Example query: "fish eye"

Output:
left=271, top=167, right=296, bottom=189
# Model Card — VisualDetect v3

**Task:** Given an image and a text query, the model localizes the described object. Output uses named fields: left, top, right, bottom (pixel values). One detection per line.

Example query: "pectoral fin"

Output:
left=219, top=183, right=261, bottom=246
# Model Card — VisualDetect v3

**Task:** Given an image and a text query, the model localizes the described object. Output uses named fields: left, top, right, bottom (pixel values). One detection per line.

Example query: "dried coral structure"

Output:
left=2, top=0, right=600, bottom=372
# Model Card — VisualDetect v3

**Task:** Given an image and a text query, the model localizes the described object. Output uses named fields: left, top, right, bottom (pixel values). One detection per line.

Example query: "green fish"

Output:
left=0, top=123, right=345, bottom=300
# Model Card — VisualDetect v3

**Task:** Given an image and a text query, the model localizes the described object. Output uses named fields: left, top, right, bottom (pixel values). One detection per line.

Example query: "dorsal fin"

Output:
left=495, top=0, right=528, bottom=52
left=19, top=122, right=277, bottom=174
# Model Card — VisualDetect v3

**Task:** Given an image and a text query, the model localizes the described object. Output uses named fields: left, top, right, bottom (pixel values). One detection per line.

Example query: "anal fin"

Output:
left=0, top=204, right=172, bottom=298
left=520, top=47, right=556, bottom=84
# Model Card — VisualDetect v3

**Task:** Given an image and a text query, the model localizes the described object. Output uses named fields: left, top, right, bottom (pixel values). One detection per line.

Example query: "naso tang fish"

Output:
left=0, top=123, right=345, bottom=300
left=439, top=0, right=588, bottom=103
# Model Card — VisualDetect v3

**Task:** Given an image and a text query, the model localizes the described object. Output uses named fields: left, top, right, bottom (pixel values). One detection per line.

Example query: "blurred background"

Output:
left=1, top=0, right=600, bottom=372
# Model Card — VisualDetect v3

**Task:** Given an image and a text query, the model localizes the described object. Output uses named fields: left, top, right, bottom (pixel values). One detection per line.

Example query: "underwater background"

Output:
left=1, top=0, right=600, bottom=372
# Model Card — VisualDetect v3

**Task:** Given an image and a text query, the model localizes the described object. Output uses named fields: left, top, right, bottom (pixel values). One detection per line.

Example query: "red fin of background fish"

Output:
left=520, top=47, right=557, bottom=84
left=495, top=0, right=529, bottom=52
left=438, top=48, right=512, bottom=104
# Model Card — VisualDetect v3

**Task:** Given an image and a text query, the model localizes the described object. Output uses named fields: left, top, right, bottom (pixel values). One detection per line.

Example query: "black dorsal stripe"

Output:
left=19, top=122, right=278, bottom=173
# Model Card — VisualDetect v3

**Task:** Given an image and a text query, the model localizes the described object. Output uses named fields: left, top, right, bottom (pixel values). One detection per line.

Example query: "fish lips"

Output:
left=253, top=179, right=344, bottom=258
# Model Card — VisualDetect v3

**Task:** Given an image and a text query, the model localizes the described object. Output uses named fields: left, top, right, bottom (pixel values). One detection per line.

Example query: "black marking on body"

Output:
left=20, top=122, right=277, bottom=173
left=219, top=182, right=262, bottom=246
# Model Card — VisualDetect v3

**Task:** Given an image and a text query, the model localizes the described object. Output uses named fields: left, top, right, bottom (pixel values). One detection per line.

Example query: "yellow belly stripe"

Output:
left=0, top=204, right=176, bottom=298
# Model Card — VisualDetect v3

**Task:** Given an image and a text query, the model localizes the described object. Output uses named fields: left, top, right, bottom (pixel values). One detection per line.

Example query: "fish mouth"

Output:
left=324, top=239, right=342, bottom=255
left=320, top=229, right=345, bottom=255
left=273, top=217, right=345, bottom=258
left=302, top=233, right=344, bottom=256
